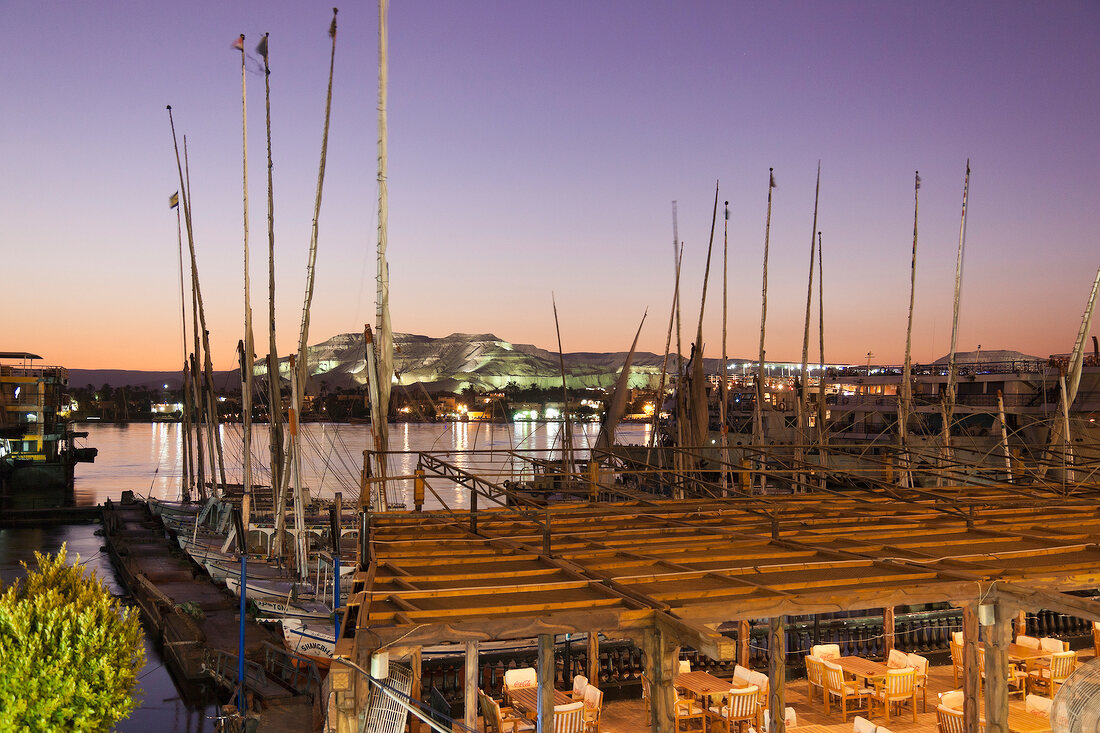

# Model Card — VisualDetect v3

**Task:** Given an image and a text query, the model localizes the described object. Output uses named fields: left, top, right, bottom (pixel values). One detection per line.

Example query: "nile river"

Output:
left=0, top=421, right=650, bottom=731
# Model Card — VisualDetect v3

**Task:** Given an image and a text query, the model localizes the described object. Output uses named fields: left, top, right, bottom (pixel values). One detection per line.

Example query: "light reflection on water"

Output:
left=72, top=421, right=651, bottom=509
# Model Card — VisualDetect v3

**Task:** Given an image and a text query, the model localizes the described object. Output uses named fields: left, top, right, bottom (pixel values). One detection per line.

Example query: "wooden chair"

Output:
left=949, top=639, right=964, bottom=687
left=503, top=668, right=538, bottom=706
left=480, top=690, right=535, bottom=733
left=1015, top=634, right=1041, bottom=649
left=1093, top=622, right=1100, bottom=659
left=886, top=649, right=908, bottom=668
left=641, top=674, right=652, bottom=727
left=571, top=674, right=588, bottom=701
left=906, top=652, right=929, bottom=712
left=823, top=659, right=871, bottom=721
left=674, top=696, right=706, bottom=733
left=938, top=690, right=963, bottom=711
left=746, top=669, right=769, bottom=727
left=936, top=704, right=965, bottom=733
left=805, top=655, right=826, bottom=707
left=678, top=659, right=692, bottom=674
left=869, top=667, right=917, bottom=724
left=732, top=664, right=752, bottom=685
left=553, top=701, right=585, bottom=733
left=581, top=684, right=602, bottom=733
left=1027, top=650, right=1076, bottom=698
left=811, top=643, right=841, bottom=660
left=705, top=685, right=758, bottom=733
left=1039, top=637, right=1067, bottom=653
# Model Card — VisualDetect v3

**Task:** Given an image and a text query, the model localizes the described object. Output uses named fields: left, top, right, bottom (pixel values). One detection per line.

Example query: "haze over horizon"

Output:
left=3, top=1, right=1097, bottom=371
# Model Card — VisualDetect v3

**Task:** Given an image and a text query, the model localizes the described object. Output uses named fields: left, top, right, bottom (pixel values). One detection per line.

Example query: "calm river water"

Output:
left=0, top=421, right=650, bottom=730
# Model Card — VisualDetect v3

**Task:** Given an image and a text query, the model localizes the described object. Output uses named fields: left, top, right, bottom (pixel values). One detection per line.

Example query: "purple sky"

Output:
left=3, top=1, right=1097, bottom=371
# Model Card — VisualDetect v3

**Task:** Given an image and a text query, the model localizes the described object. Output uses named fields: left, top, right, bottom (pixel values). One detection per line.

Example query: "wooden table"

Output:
left=674, top=671, right=747, bottom=698
left=976, top=702, right=1052, bottom=733
left=508, top=687, right=572, bottom=719
left=792, top=726, right=841, bottom=733
left=835, top=656, right=890, bottom=683
left=978, top=642, right=1053, bottom=664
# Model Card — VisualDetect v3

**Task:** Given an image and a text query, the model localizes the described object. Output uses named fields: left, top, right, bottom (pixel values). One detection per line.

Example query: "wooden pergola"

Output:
left=329, top=484, right=1100, bottom=733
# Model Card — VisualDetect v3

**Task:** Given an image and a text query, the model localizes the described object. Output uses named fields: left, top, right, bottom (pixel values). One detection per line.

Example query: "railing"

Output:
left=261, top=641, right=322, bottom=696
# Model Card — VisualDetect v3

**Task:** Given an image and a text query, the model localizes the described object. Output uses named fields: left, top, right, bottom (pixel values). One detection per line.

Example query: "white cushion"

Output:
left=1025, top=694, right=1052, bottom=715
left=554, top=701, right=584, bottom=713
left=811, top=643, right=841, bottom=659
left=1016, top=634, right=1041, bottom=649
left=853, top=715, right=876, bottom=733
left=887, top=649, right=909, bottom=668
left=952, top=631, right=964, bottom=645
left=572, top=674, right=588, bottom=695
left=747, top=670, right=769, bottom=690
left=940, top=690, right=963, bottom=710
left=733, top=664, right=752, bottom=682
left=1039, top=637, right=1063, bottom=652
left=505, top=667, right=537, bottom=690
left=678, top=659, right=691, bottom=674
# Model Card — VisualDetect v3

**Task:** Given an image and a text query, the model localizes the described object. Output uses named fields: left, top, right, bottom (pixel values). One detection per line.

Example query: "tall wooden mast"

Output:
left=797, top=164, right=821, bottom=490
left=753, top=169, right=776, bottom=491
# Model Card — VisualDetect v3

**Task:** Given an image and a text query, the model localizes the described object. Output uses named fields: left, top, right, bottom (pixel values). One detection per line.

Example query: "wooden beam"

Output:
left=655, top=612, right=735, bottom=661
left=739, top=619, right=751, bottom=666
left=768, top=616, right=786, bottom=733
left=538, top=634, right=554, bottom=733
left=464, top=640, right=478, bottom=732
left=963, top=603, right=980, bottom=733
left=984, top=601, right=1010, bottom=733
left=994, top=582, right=1100, bottom=624
left=587, top=631, right=599, bottom=686
left=883, top=606, right=895, bottom=655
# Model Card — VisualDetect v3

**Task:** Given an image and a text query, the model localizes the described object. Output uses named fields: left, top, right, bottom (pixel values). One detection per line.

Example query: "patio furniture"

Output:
left=824, top=659, right=871, bottom=721
left=906, top=652, right=929, bottom=712
left=805, top=655, right=826, bottom=707
left=977, top=649, right=1026, bottom=698
left=733, top=664, right=752, bottom=685
left=939, top=690, right=963, bottom=711
left=582, top=684, right=602, bottom=733
left=1024, top=694, right=1052, bottom=716
left=950, top=639, right=964, bottom=686
left=886, top=649, right=908, bottom=668
left=812, top=643, right=841, bottom=660
left=1015, top=634, right=1041, bottom=649
left=868, top=667, right=917, bottom=724
left=504, top=667, right=538, bottom=706
left=747, top=669, right=769, bottom=724
left=674, top=696, right=706, bottom=733
left=762, top=707, right=796, bottom=730
left=1093, top=622, right=1100, bottom=658
left=1027, top=650, right=1076, bottom=698
left=1038, top=637, right=1066, bottom=653
left=679, top=659, right=692, bottom=674
left=553, top=701, right=585, bottom=733
left=508, top=687, right=572, bottom=721
left=480, top=690, right=535, bottom=733
left=705, top=684, right=758, bottom=733
left=571, top=674, right=588, bottom=701
left=853, top=714, right=876, bottom=733
left=936, top=704, right=966, bottom=733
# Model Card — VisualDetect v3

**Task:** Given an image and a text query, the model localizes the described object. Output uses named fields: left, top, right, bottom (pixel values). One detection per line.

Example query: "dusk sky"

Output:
left=2, top=1, right=1097, bottom=371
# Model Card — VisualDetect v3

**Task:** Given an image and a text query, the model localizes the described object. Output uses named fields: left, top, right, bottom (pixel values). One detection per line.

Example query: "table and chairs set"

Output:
left=479, top=667, right=603, bottom=733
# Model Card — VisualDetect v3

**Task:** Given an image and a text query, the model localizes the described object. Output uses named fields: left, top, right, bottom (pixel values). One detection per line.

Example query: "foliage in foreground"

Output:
left=0, top=544, right=144, bottom=732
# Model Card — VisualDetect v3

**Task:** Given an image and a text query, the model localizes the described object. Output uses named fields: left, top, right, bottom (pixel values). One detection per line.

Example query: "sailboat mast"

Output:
left=941, top=160, right=970, bottom=479
left=173, top=195, right=193, bottom=502
left=371, top=0, right=392, bottom=509
left=797, top=164, right=821, bottom=490
left=238, top=34, right=256, bottom=531
left=257, top=33, right=284, bottom=525
left=899, top=171, right=920, bottom=487
left=649, top=243, right=682, bottom=453
left=754, top=169, right=776, bottom=491
left=816, top=232, right=828, bottom=485
left=552, top=295, right=573, bottom=476
left=720, top=202, right=730, bottom=494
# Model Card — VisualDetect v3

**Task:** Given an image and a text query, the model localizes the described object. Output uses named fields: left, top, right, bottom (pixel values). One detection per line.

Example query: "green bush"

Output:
left=0, top=544, right=144, bottom=731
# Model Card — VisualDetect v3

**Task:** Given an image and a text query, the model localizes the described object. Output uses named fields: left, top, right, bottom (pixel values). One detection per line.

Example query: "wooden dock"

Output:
left=102, top=498, right=318, bottom=731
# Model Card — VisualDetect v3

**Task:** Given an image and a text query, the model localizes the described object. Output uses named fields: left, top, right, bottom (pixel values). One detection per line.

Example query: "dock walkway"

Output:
left=102, top=498, right=316, bottom=730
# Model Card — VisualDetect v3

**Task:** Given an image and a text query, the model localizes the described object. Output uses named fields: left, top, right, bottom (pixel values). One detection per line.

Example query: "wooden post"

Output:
left=464, top=640, right=479, bottom=732
left=410, top=647, right=422, bottom=733
left=985, top=601, right=1010, bottom=733
left=587, top=632, right=599, bottom=687
left=963, top=603, right=981, bottom=733
left=883, top=606, right=896, bottom=656
left=768, top=616, right=786, bottom=733
left=588, top=460, right=599, bottom=502
left=414, top=468, right=424, bottom=511
left=739, top=619, right=752, bottom=667
left=1014, top=611, right=1026, bottom=640
left=538, top=634, right=554, bottom=733
left=470, top=486, right=478, bottom=534
left=643, top=627, right=677, bottom=733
